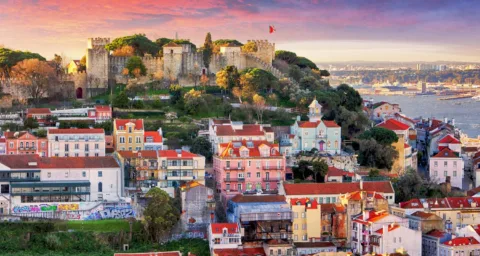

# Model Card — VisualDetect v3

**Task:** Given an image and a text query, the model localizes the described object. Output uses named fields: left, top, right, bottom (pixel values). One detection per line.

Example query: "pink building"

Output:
left=91, top=105, right=112, bottom=123
left=5, top=131, right=48, bottom=157
left=213, top=140, right=286, bottom=203
left=47, top=128, right=106, bottom=157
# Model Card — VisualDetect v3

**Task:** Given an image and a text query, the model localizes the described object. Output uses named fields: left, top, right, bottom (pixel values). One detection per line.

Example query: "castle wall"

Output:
left=247, top=40, right=275, bottom=65
left=163, top=46, right=183, bottom=79
left=86, top=38, right=110, bottom=89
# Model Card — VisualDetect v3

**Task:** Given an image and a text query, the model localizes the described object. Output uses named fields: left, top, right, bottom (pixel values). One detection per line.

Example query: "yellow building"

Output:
left=113, top=119, right=145, bottom=151
left=290, top=198, right=321, bottom=243
left=67, top=60, right=82, bottom=73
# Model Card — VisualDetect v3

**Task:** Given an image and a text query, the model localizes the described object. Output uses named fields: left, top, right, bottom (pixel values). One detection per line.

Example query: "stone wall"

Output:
left=86, top=38, right=110, bottom=88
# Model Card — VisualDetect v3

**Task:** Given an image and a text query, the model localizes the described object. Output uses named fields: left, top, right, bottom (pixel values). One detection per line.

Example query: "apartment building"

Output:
left=4, top=131, right=48, bottom=157
left=289, top=198, right=321, bottom=243
left=369, top=223, right=422, bottom=255
left=438, top=237, right=480, bottom=256
left=422, top=229, right=452, bottom=256
left=429, top=147, right=465, bottom=189
left=144, top=129, right=164, bottom=150
left=213, top=140, right=286, bottom=202
left=113, top=119, right=144, bottom=151
left=208, top=223, right=242, bottom=255
left=116, top=150, right=159, bottom=188
left=157, top=150, right=205, bottom=188
left=407, top=211, right=443, bottom=233
left=0, top=137, right=6, bottom=155
left=371, top=102, right=401, bottom=121
left=47, top=128, right=105, bottom=157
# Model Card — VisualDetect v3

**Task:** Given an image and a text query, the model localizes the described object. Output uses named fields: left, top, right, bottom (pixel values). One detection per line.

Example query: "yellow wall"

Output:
left=113, top=122, right=144, bottom=151
left=291, top=204, right=321, bottom=242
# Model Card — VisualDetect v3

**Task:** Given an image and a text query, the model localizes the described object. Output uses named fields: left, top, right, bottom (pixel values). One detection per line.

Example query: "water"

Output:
left=366, top=95, right=480, bottom=137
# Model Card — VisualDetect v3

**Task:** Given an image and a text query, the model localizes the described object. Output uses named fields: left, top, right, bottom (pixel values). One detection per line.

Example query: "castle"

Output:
left=85, top=38, right=285, bottom=93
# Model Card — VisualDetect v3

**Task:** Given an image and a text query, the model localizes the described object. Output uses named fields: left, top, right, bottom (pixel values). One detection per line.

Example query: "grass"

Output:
left=55, top=219, right=143, bottom=233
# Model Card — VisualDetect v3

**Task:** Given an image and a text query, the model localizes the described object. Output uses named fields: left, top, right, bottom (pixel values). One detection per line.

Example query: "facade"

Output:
left=423, top=229, right=452, bottom=256
left=429, top=147, right=465, bottom=189
left=26, top=108, right=52, bottom=126
left=209, top=119, right=274, bottom=154
left=116, top=150, right=159, bottom=188
left=372, top=102, right=401, bottom=121
left=319, top=203, right=347, bottom=241
left=113, top=119, right=145, bottom=151
left=407, top=211, right=443, bottom=233
left=438, top=237, right=480, bottom=256
left=4, top=131, right=48, bottom=157
left=144, top=129, right=164, bottom=150
left=294, top=242, right=337, bottom=255
left=50, top=105, right=112, bottom=123
left=180, top=182, right=215, bottom=232
left=213, top=140, right=286, bottom=202
left=369, top=224, right=422, bottom=255
left=0, top=154, right=121, bottom=215
left=438, top=134, right=462, bottom=154
left=208, top=223, right=242, bottom=255
left=473, top=152, right=480, bottom=188
left=290, top=198, right=321, bottom=243
left=324, top=166, right=356, bottom=183
left=457, top=224, right=480, bottom=243
left=281, top=99, right=341, bottom=155
left=0, top=137, right=6, bottom=155
left=47, top=128, right=105, bottom=157
left=280, top=181, right=396, bottom=205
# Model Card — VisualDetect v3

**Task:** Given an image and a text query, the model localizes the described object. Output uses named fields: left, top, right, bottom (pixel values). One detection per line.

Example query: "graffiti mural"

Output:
left=12, top=203, right=79, bottom=214
left=84, top=206, right=135, bottom=220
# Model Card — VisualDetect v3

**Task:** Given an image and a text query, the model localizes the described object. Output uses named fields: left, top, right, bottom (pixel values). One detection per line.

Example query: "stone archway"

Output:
left=76, top=87, right=83, bottom=99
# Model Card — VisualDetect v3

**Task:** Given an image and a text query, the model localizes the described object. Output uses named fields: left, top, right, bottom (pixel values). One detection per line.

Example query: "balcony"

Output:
left=18, top=147, right=37, bottom=151
left=316, top=134, right=327, bottom=139
left=262, top=166, right=284, bottom=170
left=352, top=237, right=358, bottom=242
left=224, top=166, right=245, bottom=171
left=263, top=177, right=282, bottom=182
left=224, top=178, right=245, bottom=182
left=165, top=175, right=196, bottom=181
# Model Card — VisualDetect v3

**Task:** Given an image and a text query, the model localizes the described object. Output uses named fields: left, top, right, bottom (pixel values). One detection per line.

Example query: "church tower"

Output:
left=308, top=98, right=323, bottom=122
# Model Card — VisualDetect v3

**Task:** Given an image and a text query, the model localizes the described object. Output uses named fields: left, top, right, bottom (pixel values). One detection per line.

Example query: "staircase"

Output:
left=244, top=53, right=299, bottom=87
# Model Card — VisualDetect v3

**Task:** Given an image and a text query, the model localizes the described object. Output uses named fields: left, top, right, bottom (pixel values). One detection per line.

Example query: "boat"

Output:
left=438, top=94, right=474, bottom=101
left=473, top=95, right=480, bottom=101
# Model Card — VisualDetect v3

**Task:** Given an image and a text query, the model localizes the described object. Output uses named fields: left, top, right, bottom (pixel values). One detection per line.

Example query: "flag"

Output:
left=269, top=25, right=276, bottom=34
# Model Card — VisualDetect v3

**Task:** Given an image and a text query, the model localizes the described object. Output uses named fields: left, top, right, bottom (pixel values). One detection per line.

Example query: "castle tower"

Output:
left=162, top=42, right=183, bottom=79
left=249, top=40, right=275, bottom=65
left=308, top=98, right=323, bottom=122
left=86, top=38, right=110, bottom=89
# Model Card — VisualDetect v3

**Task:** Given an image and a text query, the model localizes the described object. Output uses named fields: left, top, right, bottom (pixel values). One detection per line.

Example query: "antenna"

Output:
left=175, top=32, right=178, bottom=40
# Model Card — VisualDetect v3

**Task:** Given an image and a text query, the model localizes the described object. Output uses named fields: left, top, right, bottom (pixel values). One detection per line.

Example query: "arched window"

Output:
left=98, top=182, right=103, bottom=192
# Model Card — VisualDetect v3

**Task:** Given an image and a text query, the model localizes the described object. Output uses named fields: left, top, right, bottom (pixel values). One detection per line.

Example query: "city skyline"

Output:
left=1, top=0, right=479, bottom=62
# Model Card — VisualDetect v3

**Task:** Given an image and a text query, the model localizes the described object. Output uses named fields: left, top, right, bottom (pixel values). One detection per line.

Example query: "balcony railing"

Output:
left=352, top=237, right=358, bottom=242
left=224, top=166, right=245, bottom=171
left=263, top=177, right=282, bottom=182
left=262, top=166, right=284, bottom=170
left=18, top=147, right=37, bottom=150
left=224, top=178, right=245, bottom=182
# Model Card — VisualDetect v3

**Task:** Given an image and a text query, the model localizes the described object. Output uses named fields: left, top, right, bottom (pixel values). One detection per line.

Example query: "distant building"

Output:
left=47, top=128, right=105, bottom=157
left=371, top=102, right=401, bottom=121
left=0, top=137, right=5, bottom=155
left=422, top=229, right=452, bottom=256
left=180, top=182, right=215, bottom=231
left=67, top=60, right=82, bottom=74
left=294, top=241, right=337, bottom=255
left=407, top=211, right=444, bottom=233
left=4, top=131, right=48, bottom=157
left=289, top=198, right=321, bottom=243
left=429, top=147, right=464, bottom=189
left=208, top=223, right=242, bottom=255
left=324, top=166, right=356, bottom=183
left=26, top=108, right=52, bottom=126
left=113, top=119, right=144, bottom=151
left=474, top=151, right=480, bottom=188
left=438, top=237, right=480, bottom=256
left=144, top=129, right=164, bottom=150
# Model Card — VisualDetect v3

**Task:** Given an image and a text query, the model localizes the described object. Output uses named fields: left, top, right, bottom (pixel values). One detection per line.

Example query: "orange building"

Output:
left=5, top=131, right=48, bottom=157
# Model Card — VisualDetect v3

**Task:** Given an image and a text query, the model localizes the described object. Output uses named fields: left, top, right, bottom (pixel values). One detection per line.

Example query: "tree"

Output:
left=336, top=84, right=363, bottom=112
left=241, top=41, right=257, bottom=53
left=296, top=160, right=311, bottom=180
left=52, top=54, right=63, bottom=74
left=35, top=129, right=47, bottom=138
left=0, top=47, right=45, bottom=71
left=11, top=58, right=56, bottom=104
left=142, top=187, right=180, bottom=243
left=241, top=68, right=278, bottom=93
left=125, top=56, right=146, bottom=77
left=215, top=66, right=240, bottom=90
left=169, top=84, right=182, bottom=105
left=200, top=74, right=209, bottom=92
left=190, top=136, right=212, bottom=160
left=106, top=34, right=160, bottom=56
left=184, top=89, right=205, bottom=114
left=252, top=94, right=266, bottom=123
left=24, top=117, right=39, bottom=130
left=112, top=45, right=135, bottom=57
left=359, top=127, right=399, bottom=146
left=202, top=33, right=213, bottom=69
left=358, top=138, right=399, bottom=170
left=368, top=168, right=381, bottom=178
left=275, top=50, right=297, bottom=64
left=288, top=65, right=303, bottom=82
left=295, top=56, right=318, bottom=70
left=312, top=160, right=328, bottom=182
left=393, top=168, right=444, bottom=203
left=113, top=91, right=129, bottom=108
left=78, top=55, right=86, bottom=72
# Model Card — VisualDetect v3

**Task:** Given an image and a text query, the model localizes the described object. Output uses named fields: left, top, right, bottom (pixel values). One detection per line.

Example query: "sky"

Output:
left=0, top=0, right=479, bottom=63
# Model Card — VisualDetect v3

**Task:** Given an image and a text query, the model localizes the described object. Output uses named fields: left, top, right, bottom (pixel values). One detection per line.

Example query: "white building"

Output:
left=429, top=147, right=465, bottom=189
left=208, top=223, right=242, bottom=255
left=438, top=237, right=480, bottom=256
left=144, top=128, right=164, bottom=150
left=370, top=223, right=422, bottom=256
left=47, top=128, right=106, bottom=157
left=0, top=154, right=121, bottom=215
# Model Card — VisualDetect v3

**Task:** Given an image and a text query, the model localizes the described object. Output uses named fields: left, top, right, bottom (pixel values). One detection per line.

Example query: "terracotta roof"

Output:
left=117, top=150, right=158, bottom=159
left=263, top=126, right=273, bottom=133
left=376, top=119, right=410, bottom=131
left=293, top=242, right=335, bottom=248
left=213, top=248, right=265, bottom=256
left=326, top=166, right=354, bottom=177
left=399, top=197, right=480, bottom=209
left=105, top=135, right=113, bottom=146
left=158, top=150, right=199, bottom=159
left=0, top=155, right=119, bottom=169
left=4, top=131, right=29, bottom=139
left=215, top=124, right=265, bottom=136
left=410, top=211, right=440, bottom=220
left=114, top=253, right=181, bottom=256
left=283, top=181, right=394, bottom=195
left=426, top=229, right=447, bottom=238
left=48, top=128, right=104, bottom=134
left=230, top=194, right=286, bottom=203
left=323, top=120, right=340, bottom=128
left=443, top=237, right=479, bottom=246
left=210, top=223, right=239, bottom=234
left=95, top=105, right=111, bottom=112
left=463, top=147, right=479, bottom=153
left=297, top=121, right=319, bottom=128
left=114, top=119, right=144, bottom=130
left=0, top=137, right=5, bottom=143
left=144, top=131, right=163, bottom=143
left=375, top=224, right=400, bottom=234
left=27, top=108, right=51, bottom=114
left=432, top=148, right=459, bottom=158
left=439, top=134, right=461, bottom=144
left=218, top=140, right=281, bottom=158
left=290, top=198, right=318, bottom=209
left=354, top=210, right=389, bottom=223
left=318, top=203, right=336, bottom=213
left=467, top=186, right=480, bottom=197
left=404, top=143, right=411, bottom=148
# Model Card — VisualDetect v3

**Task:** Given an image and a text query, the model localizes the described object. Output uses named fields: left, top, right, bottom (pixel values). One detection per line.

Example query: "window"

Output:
left=302, top=224, right=306, bottom=230
left=55, top=153, right=59, bottom=157
left=0, top=184, right=9, bottom=194
left=65, top=172, right=69, bottom=178
left=393, top=237, right=396, bottom=243
left=98, top=182, right=103, bottom=192
left=65, top=144, right=69, bottom=152
left=128, top=137, right=132, bottom=143
left=302, top=235, right=307, bottom=241
left=444, top=161, right=448, bottom=167
left=75, top=144, right=79, bottom=150
left=128, top=127, right=132, bottom=133
left=294, top=224, right=298, bottom=230
left=444, top=171, right=447, bottom=177
left=64, top=153, right=69, bottom=157
left=256, top=172, right=260, bottom=178
left=85, top=144, right=89, bottom=152
left=294, top=212, right=298, bottom=218
left=434, top=171, right=438, bottom=176
left=136, top=136, right=141, bottom=143
left=75, top=153, right=79, bottom=157
left=301, top=212, right=306, bottom=218
left=453, top=171, right=457, bottom=177
left=82, top=171, right=86, bottom=177
left=248, top=161, right=251, bottom=167
left=98, top=171, right=103, bottom=177
left=434, top=161, right=438, bottom=167
left=119, top=137, right=125, bottom=143
left=247, top=172, right=251, bottom=178
left=47, top=172, right=51, bottom=178
left=95, top=153, right=99, bottom=157
left=95, top=144, right=99, bottom=149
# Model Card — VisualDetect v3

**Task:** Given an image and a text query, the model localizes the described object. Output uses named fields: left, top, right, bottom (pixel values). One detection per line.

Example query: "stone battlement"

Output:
left=247, top=39, right=275, bottom=50
left=88, top=38, right=111, bottom=48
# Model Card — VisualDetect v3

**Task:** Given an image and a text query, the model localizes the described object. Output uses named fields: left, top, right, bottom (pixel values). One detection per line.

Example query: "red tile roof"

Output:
left=218, top=140, right=281, bottom=158
left=144, top=131, right=163, bottom=143
left=377, top=119, right=410, bottom=131
left=95, top=105, right=111, bottom=112
left=283, top=181, right=394, bottom=195
left=404, top=143, right=411, bottom=148
left=432, top=148, right=459, bottom=158
left=298, top=121, right=319, bottom=128
left=354, top=210, right=389, bottom=224
left=467, top=186, right=480, bottom=197
left=426, top=229, right=447, bottom=238
left=114, top=253, right=181, bottom=256
left=326, top=166, right=354, bottom=178
left=375, top=224, right=400, bottom=234
left=215, top=124, right=265, bottom=136
left=48, top=128, right=104, bottom=134
left=210, top=223, right=239, bottom=234
left=318, top=203, right=337, bottom=213
left=0, top=155, right=119, bottom=169
left=4, top=131, right=29, bottom=139
left=230, top=194, right=286, bottom=203
left=293, top=241, right=336, bottom=248
left=158, top=150, right=199, bottom=159
left=410, top=211, right=440, bottom=219
left=409, top=134, right=417, bottom=140
left=213, top=248, right=265, bottom=256
left=0, top=137, right=5, bottom=143
left=399, top=197, right=480, bottom=209
left=27, top=108, right=51, bottom=114
left=114, top=119, right=144, bottom=130
left=323, top=120, right=340, bottom=128
left=443, top=237, right=479, bottom=246
left=290, top=198, right=318, bottom=209
left=117, top=150, right=158, bottom=159
left=439, top=134, right=461, bottom=144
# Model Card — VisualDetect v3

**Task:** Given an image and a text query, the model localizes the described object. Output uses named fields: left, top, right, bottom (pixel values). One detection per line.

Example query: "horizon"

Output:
left=1, top=0, right=479, bottom=63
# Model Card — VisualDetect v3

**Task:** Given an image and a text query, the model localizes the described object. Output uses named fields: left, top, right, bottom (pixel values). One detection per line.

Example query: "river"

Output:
left=365, top=95, right=480, bottom=137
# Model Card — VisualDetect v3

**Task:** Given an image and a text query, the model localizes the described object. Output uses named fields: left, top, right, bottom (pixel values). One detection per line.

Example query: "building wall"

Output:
left=374, top=225, right=422, bottom=256
left=438, top=244, right=480, bottom=256
left=113, top=127, right=144, bottom=151
left=157, top=155, right=206, bottom=188
left=86, top=38, right=110, bottom=88
left=291, top=204, right=321, bottom=242
left=6, top=136, right=48, bottom=157
left=47, top=133, right=105, bottom=157
left=429, top=156, right=464, bottom=189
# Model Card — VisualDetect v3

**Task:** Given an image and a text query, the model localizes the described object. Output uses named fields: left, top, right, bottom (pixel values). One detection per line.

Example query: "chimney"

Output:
left=363, top=210, right=370, bottom=221
left=296, top=115, right=301, bottom=121
left=452, top=118, right=455, bottom=126
left=444, top=117, right=448, bottom=124
left=429, top=118, right=432, bottom=127
left=360, top=180, right=363, bottom=191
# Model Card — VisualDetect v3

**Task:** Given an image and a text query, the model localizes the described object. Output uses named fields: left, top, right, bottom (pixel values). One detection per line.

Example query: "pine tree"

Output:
left=203, top=32, right=213, bottom=69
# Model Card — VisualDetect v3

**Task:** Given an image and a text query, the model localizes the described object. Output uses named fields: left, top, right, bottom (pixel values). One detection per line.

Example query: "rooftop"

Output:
left=218, top=140, right=281, bottom=158
left=432, top=148, right=460, bottom=158
left=27, top=108, right=51, bottom=115
left=376, top=119, right=410, bottom=131
left=410, top=211, right=441, bottom=220
left=144, top=131, right=163, bottom=143
left=117, top=150, right=158, bottom=159
left=290, top=198, right=318, bottom=209
left=213, top=248, right=265, bottom=256
left=375, top=224, right=400, bottom=234
left=158, top=150, right=199, bottom=159
left=0, top=155, right=119, bottom=169
left=326, top=166, right=354, bottom=177
left=48, top=128, right=104, bottom=134
left=230, top=194, right=286, bottom=203
left=443, top=237, right=479, bottom=247
left=114, top=119, right=144, bottom=130
left=439, top=134, right=461, bottom=144
left=215, top=124, right=265, bottom=137
left=426, top=229, right=447, bottom=238
left=283, top=181, right=394, bottom=196
left=210, top=223, right=239, bottom=234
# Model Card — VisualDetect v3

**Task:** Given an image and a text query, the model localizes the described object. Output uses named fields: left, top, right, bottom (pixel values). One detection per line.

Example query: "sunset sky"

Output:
left=1, top=0, right=479, bottom=63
